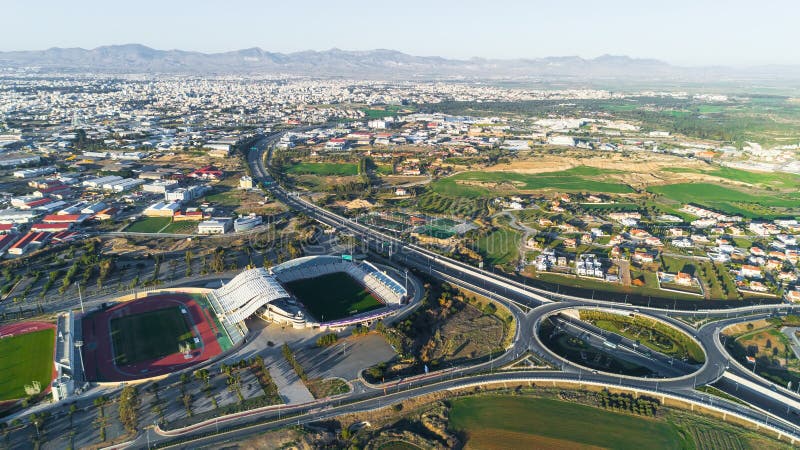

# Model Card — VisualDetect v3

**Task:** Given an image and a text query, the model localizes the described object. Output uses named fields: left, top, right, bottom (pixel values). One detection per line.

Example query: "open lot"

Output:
left=449, top=395, right=685, bottom=449
left=110, top=306, right=194, bottom=366
left=647, top=182, right=800, bottom=218
left=283, top=272, right=383, bottom=322
left=476, top=227, right=521, bottom=267
left=432, top=166, right=634, bottom=198
left=0, top=327, right=54, bottom=400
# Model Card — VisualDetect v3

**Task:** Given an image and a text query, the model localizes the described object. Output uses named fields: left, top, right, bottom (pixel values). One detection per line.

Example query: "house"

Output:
left=189, top=166, right=223, bottom=180
left=633, top=250, right=655, bottom=263
left=740, top=265, right=763, bottom=279
left=786, top=290, right=800, bottom=303
left=395, top=188, right=409, bottom=197
left=674, top=272, right=694, bottom=286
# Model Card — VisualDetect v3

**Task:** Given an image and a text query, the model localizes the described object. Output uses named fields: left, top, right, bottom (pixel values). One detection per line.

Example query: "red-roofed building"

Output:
left=7, top=231, right=49, bottom=255
left=189, top=166, right=223, bottom=180
left=51, top=231, right=79, bottom=243
left=0, top=233, right=19, bottom=253
left=42, top=214, right=88, bottom=224
left=0, top=223, right=16, bottom=234
left=31, top=222, right=71, bottom=233
left=173, top=210, right=206, bottom=222
left=94, top=207, right=118, bottom=221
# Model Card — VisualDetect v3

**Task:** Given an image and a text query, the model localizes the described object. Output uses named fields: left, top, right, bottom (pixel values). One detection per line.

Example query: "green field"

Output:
left=125, top=216, right=171, bottom=233
left=0, top=328, right=55, bottom=400
left=648, top=182, right=800, bottom=218
left=110, top=306, right=194, bottom=366
left=662, top=166, right=800, bottom=189
left=431, top=166, right=634, bottom=198
left=476, top=227, right=521, bottom=267
left=161, top=221, right=197, bottom=234
left=449, top=396, right=686, bottom=449
left=286, top=162, right=359, bottom=176
left=283, top=272, right=384, bottom=321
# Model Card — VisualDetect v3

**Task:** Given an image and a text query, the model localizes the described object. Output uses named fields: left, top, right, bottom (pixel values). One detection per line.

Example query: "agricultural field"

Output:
left=431, top=166, right=634, bottom=198
left=449, top=396, right=685, bottom=449
left=283, top=272, right=383, bottom=322
left=124, top=216, right=172, bottom=233
left=110, top=306, right=194, bottom=366
left=0, top=328, right=55, bottom=400
left=285, top=162, right=359, bottom=176
left=647, top=182, right=800, bottom=218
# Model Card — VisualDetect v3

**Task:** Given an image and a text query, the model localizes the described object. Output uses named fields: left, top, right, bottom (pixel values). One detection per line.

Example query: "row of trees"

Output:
left=597, top=390, right=659, bottom=417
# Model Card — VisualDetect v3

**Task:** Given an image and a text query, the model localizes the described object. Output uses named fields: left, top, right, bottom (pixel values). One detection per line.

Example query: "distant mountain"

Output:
left=0, top=44, right=797, bottom=81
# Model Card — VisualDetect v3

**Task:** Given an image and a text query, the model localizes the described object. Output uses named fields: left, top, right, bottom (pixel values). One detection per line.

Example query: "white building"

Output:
left=198, top=218, right=232, bottom=234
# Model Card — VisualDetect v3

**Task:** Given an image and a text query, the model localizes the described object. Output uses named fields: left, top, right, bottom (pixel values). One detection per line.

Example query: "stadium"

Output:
left=55, top=255, right=411, bottom=387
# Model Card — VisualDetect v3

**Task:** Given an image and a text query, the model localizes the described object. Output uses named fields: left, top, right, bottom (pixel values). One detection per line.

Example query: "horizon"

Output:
left=3, top=0, right=800, bottom=67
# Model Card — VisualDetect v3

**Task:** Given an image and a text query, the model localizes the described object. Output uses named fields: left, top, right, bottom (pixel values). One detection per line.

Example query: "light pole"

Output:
left=76, top=282, right=84, bottom=313
left=74, top=340, right=85, bottom=382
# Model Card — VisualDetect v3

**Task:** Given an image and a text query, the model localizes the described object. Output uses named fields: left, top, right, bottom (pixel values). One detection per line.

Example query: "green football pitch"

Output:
left=0, top=328, right=55, bottom=400
left=284, top=272, right=384, bottom=322
left=110, top=306, right=194, bottom=366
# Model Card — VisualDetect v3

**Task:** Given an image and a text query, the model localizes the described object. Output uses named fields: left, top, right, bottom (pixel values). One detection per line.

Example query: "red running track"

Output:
left=81, top=294, right=222, bottom=382
left=0, top=321, right=55, bottom=338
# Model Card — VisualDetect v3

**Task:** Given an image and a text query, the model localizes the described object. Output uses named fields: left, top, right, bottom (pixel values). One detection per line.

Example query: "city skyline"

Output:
left=3, top=0, right=799, bottom=67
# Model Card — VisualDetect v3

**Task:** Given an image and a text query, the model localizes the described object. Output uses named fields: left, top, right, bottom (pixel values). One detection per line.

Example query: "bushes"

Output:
left=316, top=333, right=339, bottom=347
left=282, top=343, right=307, bottom=381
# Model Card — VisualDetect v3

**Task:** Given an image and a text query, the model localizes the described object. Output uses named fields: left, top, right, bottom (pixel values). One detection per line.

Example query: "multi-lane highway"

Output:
left=99, top=130, right=800, bottom=447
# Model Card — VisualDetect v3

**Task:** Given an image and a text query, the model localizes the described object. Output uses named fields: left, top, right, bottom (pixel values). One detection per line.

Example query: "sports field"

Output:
left=125, top=216, right=171, bottom=233
left=283, top=272, right=383, bottom=321
left=0, top=327, right=55, bottom=400
left=110, top=306, right=194, bottom=366
left=449, top=396, right=685, bottom=449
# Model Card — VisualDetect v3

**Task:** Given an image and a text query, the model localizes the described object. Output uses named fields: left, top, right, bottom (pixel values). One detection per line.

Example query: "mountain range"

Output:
left=1, top=44, right=797, bottom=81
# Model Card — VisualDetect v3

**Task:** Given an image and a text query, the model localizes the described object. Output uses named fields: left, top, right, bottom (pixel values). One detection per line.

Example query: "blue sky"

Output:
left=2, top=0, right=797, bottom=66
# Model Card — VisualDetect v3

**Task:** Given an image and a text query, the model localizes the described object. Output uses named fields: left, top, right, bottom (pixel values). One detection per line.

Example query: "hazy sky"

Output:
left=3, top=0, right=797, bottom=66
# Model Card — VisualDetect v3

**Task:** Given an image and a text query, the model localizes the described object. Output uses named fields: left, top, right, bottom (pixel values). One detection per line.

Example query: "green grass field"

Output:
left=110, top=306, right=194, bottom=366
left=647, top=182, right=800, bottom=218
left=283, top=272, right=383, bottom=321
left=662, top=166, right=800, bottom=189
left=0, top=328, right=55, bottom=400
left=161, top=221, right=197, bottom=234
left=449, top=396, right=686, bottom=449
left=431, top=167, right=633, bottom=198
left=286, top=162, right=359, bottom=176
left=476, top=228, right=521, bottom=267
left=125, top=216, right=171, bottom=233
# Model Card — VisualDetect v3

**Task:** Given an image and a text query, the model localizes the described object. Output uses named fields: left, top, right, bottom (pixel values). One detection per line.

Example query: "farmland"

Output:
left=449, top=396, right=685, bottom=449
left=431, top=166, right=634, bottom=198
left=647, top=183, right=800, bottom=218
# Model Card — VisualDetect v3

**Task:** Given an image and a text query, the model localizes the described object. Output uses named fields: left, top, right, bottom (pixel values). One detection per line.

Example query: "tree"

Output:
left=118, top=385, right=140, bottom=434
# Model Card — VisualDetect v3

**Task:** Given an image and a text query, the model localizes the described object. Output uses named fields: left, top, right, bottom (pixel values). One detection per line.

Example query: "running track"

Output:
left=81, top=294, right=222, bottom=382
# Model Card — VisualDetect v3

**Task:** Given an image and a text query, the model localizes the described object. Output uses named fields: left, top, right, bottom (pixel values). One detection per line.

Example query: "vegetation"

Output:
left=285, top=162, right=359, bottom=176
left=124, top=217, right=172, bottom=233
left=316, top=333, right=339, bottom=347
left=431, top=166, right=634, bottom=198
left=449, top=395, right=683, bottom=449
left=580, top=310, right=705, bottom=364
